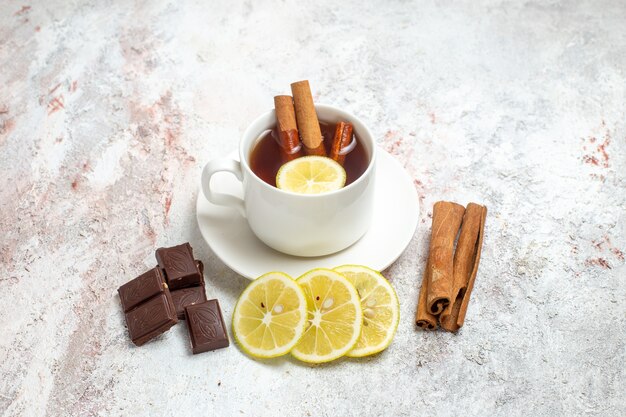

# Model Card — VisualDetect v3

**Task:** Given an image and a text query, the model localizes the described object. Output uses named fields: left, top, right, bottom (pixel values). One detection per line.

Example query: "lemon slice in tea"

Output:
left=276, top=156, right=346, bottom=194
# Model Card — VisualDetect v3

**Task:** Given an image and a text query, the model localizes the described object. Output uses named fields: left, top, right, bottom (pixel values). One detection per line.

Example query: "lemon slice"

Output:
left=291, top=268, right=363, bottom=363
left=232, top=272, right=308, bottom=358
left=334, top=265, right=400, bottom=357
left=276, top=156, right=346, bottom=194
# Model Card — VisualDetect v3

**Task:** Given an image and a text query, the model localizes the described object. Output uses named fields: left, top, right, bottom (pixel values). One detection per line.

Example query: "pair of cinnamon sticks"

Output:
left=415, top=201, right=487, bottom=332
left=274, top=80, right=353, bottom=165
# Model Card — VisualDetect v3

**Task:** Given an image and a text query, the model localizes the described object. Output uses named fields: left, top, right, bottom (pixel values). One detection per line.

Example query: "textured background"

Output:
left=1, top=1, right=625, bottom=416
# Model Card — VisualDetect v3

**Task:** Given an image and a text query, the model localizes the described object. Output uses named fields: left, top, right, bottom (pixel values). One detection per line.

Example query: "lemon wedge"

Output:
left=232, top=272, right=308, bottom=358
left=276, top=156, right=346, bottom=194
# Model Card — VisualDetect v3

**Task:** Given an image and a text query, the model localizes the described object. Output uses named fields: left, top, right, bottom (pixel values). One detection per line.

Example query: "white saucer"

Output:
left=196, top=148, right=419, bottom=279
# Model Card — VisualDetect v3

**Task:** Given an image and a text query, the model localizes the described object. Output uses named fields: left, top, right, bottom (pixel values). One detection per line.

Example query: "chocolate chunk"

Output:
left=118, top=267, right=166, bottom=313
left=156, top=243, right=203, bottom=290
left=171, top=285, right=208, bottom=320
left=171, top=259, right=207, bottom=319
left=184, top=299, right=229, bottom=354
left=118, top=267, right=177, bottom=346
left=125, top=293, right=177, bottom=346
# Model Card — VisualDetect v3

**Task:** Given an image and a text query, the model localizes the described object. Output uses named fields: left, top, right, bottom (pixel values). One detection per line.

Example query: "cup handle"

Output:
left=201, top=158, right=246, bottom=218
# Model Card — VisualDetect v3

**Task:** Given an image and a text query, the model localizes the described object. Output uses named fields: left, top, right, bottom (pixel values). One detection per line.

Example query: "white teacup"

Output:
left=201, top=104, right=376, bottom=257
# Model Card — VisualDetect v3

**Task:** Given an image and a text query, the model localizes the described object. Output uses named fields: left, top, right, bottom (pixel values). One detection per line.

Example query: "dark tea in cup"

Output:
left=249, top=121, right=369, bottom=188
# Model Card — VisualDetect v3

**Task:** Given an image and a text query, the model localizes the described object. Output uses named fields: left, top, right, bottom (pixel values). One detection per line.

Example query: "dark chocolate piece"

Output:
left=171, top=285, right=208, bottom=320
left=125, top=292, right=177, bottom=346
left=156, top=243, right=203, bottom=290
left=118, top=267, right=166, bottom=313
left=184, top=299, right=229, bottom=354
left=171, top=259, right=206, bottom=319
left=118, top=267, right=177, bottom=346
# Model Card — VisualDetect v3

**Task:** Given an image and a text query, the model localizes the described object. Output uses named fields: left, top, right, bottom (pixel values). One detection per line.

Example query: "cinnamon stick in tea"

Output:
left=291, top=80, right=326, bottom=156
left=426, top=201, right=465, bottom=315
left=329, top=121, right=353, bottom=166
left=273, top=95, right=303, bottom=162
left=415, top=259, right=438, bottom=330
left=440, top=203, right=487, bottom=332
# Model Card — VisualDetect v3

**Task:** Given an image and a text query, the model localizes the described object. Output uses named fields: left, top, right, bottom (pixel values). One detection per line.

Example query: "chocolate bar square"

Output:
left=156, top=243, right=203, bottom=290
left=184, top=299, right=229, bottom=354
left=118, top=267, right=178, bottom=346
left=118, top=267, right=166, bottom=313
left=171, top=285, right=208, bottom=320
left=170, top=260, right=206, bottom=319
left=125, top=293, right=177, bottom=346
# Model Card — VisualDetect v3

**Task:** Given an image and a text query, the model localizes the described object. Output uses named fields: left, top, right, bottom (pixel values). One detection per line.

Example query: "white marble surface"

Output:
left=1, top=1, right=625, bottom=416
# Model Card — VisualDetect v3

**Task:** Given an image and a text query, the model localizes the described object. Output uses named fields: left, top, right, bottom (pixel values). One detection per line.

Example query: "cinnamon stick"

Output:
left=329, top=121, right=353, bottom=166
left=440, top=203, right=487, bottom=332
left=415, top=259, right=438, bottom=330
left=273, top=95, right=303, bottom=162
left=290, top=80, right=326, bottom=156
left=426, top=201, right=465, bottom=315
